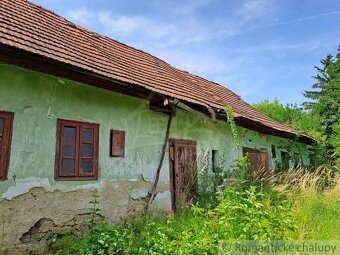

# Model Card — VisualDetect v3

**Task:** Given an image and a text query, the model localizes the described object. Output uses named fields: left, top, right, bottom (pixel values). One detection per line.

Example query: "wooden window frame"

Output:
left=0, top=111, right=14, bottom=181
left=55, top=119, right=99, bottom=180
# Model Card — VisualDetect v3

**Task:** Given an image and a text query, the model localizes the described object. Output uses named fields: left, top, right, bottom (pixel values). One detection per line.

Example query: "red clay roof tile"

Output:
left=0, top=0, right=313, bottom=143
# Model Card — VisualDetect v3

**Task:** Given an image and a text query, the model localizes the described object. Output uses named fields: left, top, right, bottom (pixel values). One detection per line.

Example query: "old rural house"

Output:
left=0, top=0, right=314, bottom=252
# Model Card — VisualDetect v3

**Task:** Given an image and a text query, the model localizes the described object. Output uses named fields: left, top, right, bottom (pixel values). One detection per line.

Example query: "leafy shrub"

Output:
left=215, top=185, right=296, bottom=240
left=49, top=187, right=297, bottom=254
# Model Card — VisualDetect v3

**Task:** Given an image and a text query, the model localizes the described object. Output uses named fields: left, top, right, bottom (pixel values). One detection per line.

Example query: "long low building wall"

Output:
left=0, top=63, right=310, bottom=253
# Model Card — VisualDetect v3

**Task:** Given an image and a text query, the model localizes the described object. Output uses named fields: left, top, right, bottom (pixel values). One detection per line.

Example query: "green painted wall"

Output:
left=0, top=63, right=310, bottom=196
left=240, top=128, right=310, bottom=169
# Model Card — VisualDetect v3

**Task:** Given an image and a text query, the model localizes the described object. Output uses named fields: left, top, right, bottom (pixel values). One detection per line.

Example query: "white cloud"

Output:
left=98, top=13, right=147, bottom=35
left=95, top=12, right=212, bottom=48
left=152, top=48, right=229, bottom=75
left=66, top=8, right=94, bottom=25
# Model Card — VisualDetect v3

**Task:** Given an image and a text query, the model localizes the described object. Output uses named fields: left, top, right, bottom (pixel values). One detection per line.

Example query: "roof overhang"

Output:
left=0, top=44, right=315, bottom=145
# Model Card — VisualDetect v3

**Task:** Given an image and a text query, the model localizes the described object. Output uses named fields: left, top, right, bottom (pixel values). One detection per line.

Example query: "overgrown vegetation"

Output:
left=48, top=164, right=340, bottom=255
left=258, top=166, right=340, bottom=240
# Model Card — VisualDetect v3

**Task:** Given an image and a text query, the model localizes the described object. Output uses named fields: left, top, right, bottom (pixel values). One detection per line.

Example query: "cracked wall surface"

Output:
left=0, top=63, right=311, bottom=254
left=0, top=179, right=168, bottom=254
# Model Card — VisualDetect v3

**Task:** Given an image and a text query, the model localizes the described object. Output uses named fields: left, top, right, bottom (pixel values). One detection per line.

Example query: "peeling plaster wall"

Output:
left=240, top=128, right=310, bottom=169
left=0, top=63, right=310, bottom=253
left=0, top=179, right=168, bottom=254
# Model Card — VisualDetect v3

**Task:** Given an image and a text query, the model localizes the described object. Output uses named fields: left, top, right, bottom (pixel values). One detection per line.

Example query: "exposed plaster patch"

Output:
left=128, top=188, right=149, bottom=200
left=47, top=81, right=58, bottom=119
left=137, top=173, right=147, bottom=182
left=47, top=107, right=56, bottom=119
left=53, top=182, right=102, bottom=192
left=2, top=177, right=151, bottom=201
left=20, top=218, right=56, bottom=244
left=149, top=191, right=171, bottom=212
left=1, top=177, right=50, bottom=200
left=1, top=179, right=169, bottom=254
left=153, top=191, right=170, bottom=201
left=23, top=106, right=33, bottom=113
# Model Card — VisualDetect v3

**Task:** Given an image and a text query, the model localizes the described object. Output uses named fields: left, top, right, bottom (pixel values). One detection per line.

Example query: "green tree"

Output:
left=252, top=98, right=318, bottom=134
left=303, top=45, right=340, bottom=160
left=252, top=98, right=328, bottom=166
left=302, top=54, right=333, bottom=110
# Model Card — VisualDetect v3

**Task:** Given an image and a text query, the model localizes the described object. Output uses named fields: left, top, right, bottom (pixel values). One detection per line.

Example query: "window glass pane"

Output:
left=82, top=128, right=94, bottom=143
left=61, top=159, right=75, bottom=175
left=64, top=127, right=76, bottom=142
left=0, top=117, right=4, bottom=135
left=63, top=144, right=75, bottom=157
left=81, top=159, right=93, bottom=173
left=82, top=144, right=93, bottom=157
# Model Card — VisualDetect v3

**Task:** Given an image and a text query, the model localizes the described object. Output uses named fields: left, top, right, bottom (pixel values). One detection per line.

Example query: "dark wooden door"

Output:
left=243, top=147, right=270, bottom=174
left=169, top=139, right=197, bottom=210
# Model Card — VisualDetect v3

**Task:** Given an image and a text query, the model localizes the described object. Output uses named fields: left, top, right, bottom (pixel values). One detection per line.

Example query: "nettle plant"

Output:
left=215, top=185, right=297, bottom=240
left=196, top=149, right=251, bottom=209
left=196, top=149, right=223, bottom=208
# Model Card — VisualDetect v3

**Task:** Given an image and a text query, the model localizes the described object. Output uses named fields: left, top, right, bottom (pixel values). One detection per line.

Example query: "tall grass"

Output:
left=290, top=174, right=340, bottom=240
left=252, top=165, right=340, bottom=240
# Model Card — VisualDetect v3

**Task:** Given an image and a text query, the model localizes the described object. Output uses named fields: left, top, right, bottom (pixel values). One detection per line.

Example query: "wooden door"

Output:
left=169, top=139, right=197, bottom=210
left=243, top=147, right=270, bottom=174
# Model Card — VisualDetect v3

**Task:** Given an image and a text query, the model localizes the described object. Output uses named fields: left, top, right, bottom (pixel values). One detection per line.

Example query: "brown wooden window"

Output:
left=0, top=111, right=14, bottom=181
left=110, top=130, right=125, bottom=157
left=55, top=119, right=99, bottom=180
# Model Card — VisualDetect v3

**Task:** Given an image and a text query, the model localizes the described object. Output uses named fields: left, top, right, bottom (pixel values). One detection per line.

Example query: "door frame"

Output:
left=169, top=138, right=197, bottom=211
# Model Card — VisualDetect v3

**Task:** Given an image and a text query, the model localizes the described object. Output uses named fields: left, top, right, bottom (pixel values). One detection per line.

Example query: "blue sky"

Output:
left=30, top=0, right=340, bottom=105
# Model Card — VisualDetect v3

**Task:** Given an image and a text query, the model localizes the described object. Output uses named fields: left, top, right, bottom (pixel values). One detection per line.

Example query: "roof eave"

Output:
left=0, top=44, right=315, bottom=145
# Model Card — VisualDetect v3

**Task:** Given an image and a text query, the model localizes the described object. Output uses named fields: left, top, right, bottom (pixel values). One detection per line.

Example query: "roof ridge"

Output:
left=0, top=0, right=314, bottom=143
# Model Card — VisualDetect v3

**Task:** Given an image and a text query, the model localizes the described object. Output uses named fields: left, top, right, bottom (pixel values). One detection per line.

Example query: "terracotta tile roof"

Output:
left=0, top=0, right=313, bottom=143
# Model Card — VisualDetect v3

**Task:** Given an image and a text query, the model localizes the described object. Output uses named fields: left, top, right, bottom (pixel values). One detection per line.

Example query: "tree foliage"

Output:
left=304, top=46, right=340, bottom=160
left=252, top=45, right=340, bottom=166
left=252, top=99, right=318, bottom=133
